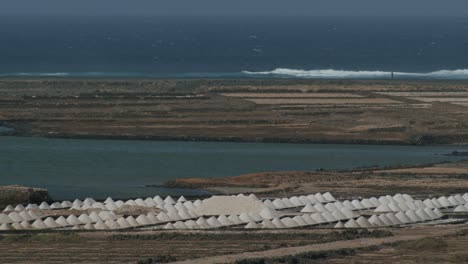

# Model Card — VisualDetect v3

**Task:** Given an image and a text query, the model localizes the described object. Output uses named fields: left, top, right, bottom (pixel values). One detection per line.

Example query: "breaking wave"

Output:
left=242, top=68, right=468, bottom=79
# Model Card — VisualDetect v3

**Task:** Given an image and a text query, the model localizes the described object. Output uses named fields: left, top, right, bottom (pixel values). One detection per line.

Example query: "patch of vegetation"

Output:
left=0, top=232, right=84, bottom=243
left=137, top=255, right=177, bottom=264
left=235, top=246, right=379, bottom=264
left=396, top=237, right=448, bottom=251
left=111, top=229, right=392, bottom=242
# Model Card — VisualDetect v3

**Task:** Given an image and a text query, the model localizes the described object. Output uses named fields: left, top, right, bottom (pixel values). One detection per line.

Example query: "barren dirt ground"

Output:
left=1, top=79, right=468, bottom=145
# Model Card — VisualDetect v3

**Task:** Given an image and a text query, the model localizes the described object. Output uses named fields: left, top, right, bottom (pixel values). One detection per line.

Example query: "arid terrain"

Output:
left=1, top=78, right=468, bottom=264
left=1, top=79, right=468, bottom=145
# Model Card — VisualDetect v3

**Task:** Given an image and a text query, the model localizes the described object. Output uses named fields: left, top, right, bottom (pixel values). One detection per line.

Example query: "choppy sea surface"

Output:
left=1, top=15, right=468, bottom=79
left=0, top=136, right=464, bottom=200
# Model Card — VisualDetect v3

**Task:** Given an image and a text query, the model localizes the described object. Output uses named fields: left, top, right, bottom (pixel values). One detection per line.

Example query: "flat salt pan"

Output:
left=193, top=195, right=270, bottom=216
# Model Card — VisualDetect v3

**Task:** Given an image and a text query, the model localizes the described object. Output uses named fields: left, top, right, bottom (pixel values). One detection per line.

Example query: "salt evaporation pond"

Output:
left=0, top=136, right=465, bottom=200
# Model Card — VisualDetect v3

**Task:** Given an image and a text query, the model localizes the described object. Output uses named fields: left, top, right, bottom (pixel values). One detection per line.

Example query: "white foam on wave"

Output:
left=242, top=68, right=468, bottom=79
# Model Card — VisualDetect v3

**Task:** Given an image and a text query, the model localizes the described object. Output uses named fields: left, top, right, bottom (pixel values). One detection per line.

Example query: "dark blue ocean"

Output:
left=1, top=15, right=468, bottom=79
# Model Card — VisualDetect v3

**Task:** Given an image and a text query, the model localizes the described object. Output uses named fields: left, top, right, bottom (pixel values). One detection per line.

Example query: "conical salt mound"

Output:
left=437, top=197, right=451, bottom=208
left=433, top=208, right=443, bottom=218
left=39, top=202, right=51, bottom=210
left=272, top=199, right=287, bottom=209
left=356, top=216, right=371, bottom=228
left=313, top=203, right=327, bottom=212
left=0, top=223, right=13, bottom=231
left=125, top=200, right=137, bottom=206
left=369, top=197, right=381, bottom=207
left=448, top=196, right=460, bottom=206
left=388, top=203, right=402, bottom=212
left=164, top=196, right=176, bottom=205
left=454, top=205, right=468, bottom=212
left=332, top=210, right=347, bottom=221
left=134, top=198, right=146, bottom=207
left=153, top=195, right=164, bottom=205
left=177, top=196, right=187, bottom=203
left=397, top=203, right=410, bottom=211
left=83, top=223, right=95, bottom=230
left=116, top=217, right=131, bottom=228
left=184, top=220, right=198, bottom=229
left=78, top=214, right=93, bottom=224
left=207, top=216, right=222, bottom=227
left=301, top=204, right=317, bottom=213
left=126, top=216, right=139, bottom=227
left=174, top=202, right=187, bottom=212
left=44, top=217, right=59, bottom=228
left=19, top=211, right=33, bottom=221
left=12, top=222, right=23, bottom=230
left=333, top=202, right=345, bottom=210
left=415, top=208, right=431, bottom=221
left=157, top=212, right=172, bottom=222
left=105, top=219, right=121, bottom=229
left=263, top=200, right=276, bottom=209
left=261, top=219, right=276, bottom=229
left=3, top=205, right=14, bottom=212
left=281, top=217, right=299, bottom=228
left=245, top=222, right=259, bottom=229
left=56, top=216, right=70, bottom=227
left=351, top=200, right=364, bottom=210
left=368, top=215, right=386, bottom=227
left=321, top=211, right=336, bottom=223
left=306, top=195, right=318, bottom=204
left=227, top=215, right=242, bottom=225
left=293, top=216, right=308, bottom=226
left=314, top=193, right=327, bottom=203
left=218, top=215, right=234, bottom=226
left=20, top=220, right=32, bottom=229
left=14, top=204, right=25, bottom=211
left=89, top=212, right=102, bottom=222
left=323, top=192, right=336, bottom=202
left=395, top=211, right=412, bottom=224
left=104, top=197, right=114, bottom=204
left=83, top=198, right=96, bottom=205
left=301, top=214, right=317, bottom=225
left=239, top=213, right=255, bottom=223
left=340, top=208, right=356, bottom=219
left=163, top=223, right=174, bottom=229
left=344, top=219, right=359, bottom=228
left=405, top=210, right=421, bottom=223
left=361, top=199, right=375, bottom=209
left=248, top=212, right=263, bottom=222
left=8, top=212, right=23, bottom=222
left=26, top=204, right=39, bottom=210
left=272, top=218, right=286, bottom=228
left=196, top=217, right=210, bottom=229
left=178, top=209, right=192, bottom=220
left=423, top=199, right=436, bottom=209
left=423, top=208, right=438, bottom=219
left=378, top=214, right=394, bottom=226
left=144, top=198, right=157, bottom=207
left=311, top=213, right=327, bottom=224
left=136, top=214, right=151, bottom=225
left=299, top=196, right=310, bottom=205
left=61, top=201, right=72, bottom=208
left=32, top=219, right=47, bottom=229
left=67, top=215, right=82, bottom=225
left=431, top=198, right=443, bottom=208
left=0, top=214, right=12, bottom=224
left=94, top=220, right=108, bottom=230
left=281, top=198, right=294, bottom=208
left=50, top=202, right=62, bottom=209
left=147, top=213, right=159, bottom=224
left=385, top=213, right=401, bottom=225
left=334, top=221, right=344, bottom=228
left=343, top=200, right=357, bottom=210
left=324, top=203, right=338, bottom=212
left=289, top=196, right=304, bottom=207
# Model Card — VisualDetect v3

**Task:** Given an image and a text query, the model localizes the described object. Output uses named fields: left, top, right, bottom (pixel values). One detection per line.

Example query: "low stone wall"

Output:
left=0, top=185, right=48, bottom=209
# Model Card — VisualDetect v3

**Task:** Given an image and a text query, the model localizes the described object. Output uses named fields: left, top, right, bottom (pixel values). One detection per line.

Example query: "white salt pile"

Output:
left=193, top=195, right=272, bottom=216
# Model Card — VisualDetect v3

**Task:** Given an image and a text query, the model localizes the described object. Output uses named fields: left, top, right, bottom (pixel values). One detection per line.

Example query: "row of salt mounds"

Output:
left=193, top=195, right=278, bottom=217
left=254, top=208, right=359, bottom=229
left=336, top=208, right=444, bottom=229
left=375, top=194, right=468, bottom=212
left=301, top=200, right=375, bottom=213
left=0, top=211, right=41, bottom=224
left=68, top=195, right=188, bottom=210
left=162, top=215, right=249, bottom=230
left=265, top=192, right=336, bottom=209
